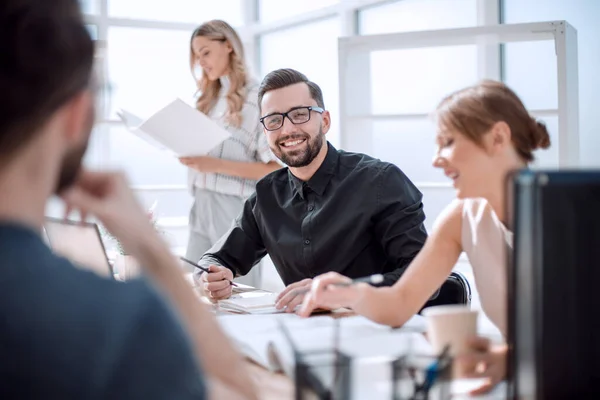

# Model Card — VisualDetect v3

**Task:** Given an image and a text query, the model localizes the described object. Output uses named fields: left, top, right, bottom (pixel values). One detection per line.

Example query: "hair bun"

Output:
left=531, top=118, right=551, bottom=150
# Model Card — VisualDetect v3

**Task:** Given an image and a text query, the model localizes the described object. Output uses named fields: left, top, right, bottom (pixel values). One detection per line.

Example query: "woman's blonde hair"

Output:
left=190, top=20, right=247, bottom=127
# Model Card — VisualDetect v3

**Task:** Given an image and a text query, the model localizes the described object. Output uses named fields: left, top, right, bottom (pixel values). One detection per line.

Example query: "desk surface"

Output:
left=246, top=361, right=295, bottom=400
left=194, top=279, right=504, bottom=400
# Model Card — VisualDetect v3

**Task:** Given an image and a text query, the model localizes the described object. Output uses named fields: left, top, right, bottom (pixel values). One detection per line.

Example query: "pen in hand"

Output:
left=180, top=257, right=238, bottom=287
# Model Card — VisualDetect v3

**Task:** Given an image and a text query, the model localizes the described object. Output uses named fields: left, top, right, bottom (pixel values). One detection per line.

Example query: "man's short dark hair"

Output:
left=258, top=68, right=325, bottom=112
left=0, top=0, right=94, bottom=164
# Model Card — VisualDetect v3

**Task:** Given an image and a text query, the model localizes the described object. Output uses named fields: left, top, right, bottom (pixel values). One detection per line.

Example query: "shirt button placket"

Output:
left=305, top=203, right=314, bottom=245
left=301, top=199, right=315, bottom=273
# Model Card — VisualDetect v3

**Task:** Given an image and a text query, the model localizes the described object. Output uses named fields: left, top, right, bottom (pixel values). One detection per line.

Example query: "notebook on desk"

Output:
left=218, top=292, right=280, bottom=314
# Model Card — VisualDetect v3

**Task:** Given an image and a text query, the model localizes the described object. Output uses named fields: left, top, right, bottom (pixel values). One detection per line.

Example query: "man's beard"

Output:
left=272, top=127, right=325, bottom=168
left=55, top=141, right=89, bottom=193
left=55, top=103, right=94, bottom=193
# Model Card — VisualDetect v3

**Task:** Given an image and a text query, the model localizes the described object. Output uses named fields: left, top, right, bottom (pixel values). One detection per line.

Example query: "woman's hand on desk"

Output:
left=298, top=272, right=364, bottom=317
left=179, top=156, right=222, bottom=173
left=454, top=337, right=507, bottom=395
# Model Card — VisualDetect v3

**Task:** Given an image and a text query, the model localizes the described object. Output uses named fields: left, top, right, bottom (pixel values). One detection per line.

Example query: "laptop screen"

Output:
left=43, top=218, right=114, bottom=279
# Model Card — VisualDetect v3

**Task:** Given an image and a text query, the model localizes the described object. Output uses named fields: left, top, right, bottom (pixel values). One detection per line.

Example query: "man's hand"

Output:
left=454, top=337, right=507, bottom=395
left=298, top=272, right=358, bottom=317
left=275, top=279, right=313, bottom=313
left=201, top=265, right=234, bottom=300
left=61, top=170, right=164, bottom=259
left=179, top=156, right=222, bottom=173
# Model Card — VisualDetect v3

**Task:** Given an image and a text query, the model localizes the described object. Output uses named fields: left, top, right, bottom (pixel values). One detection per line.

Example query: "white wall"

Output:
left=503, top=0, right=600, bottom=167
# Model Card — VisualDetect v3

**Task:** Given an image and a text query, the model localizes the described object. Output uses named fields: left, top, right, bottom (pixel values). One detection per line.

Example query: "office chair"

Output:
left=421, top=271, right=472, bottom=311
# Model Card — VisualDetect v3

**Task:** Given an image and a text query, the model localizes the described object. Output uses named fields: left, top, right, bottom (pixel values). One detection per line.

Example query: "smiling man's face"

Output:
left=260, top=83, right=329, bottom=168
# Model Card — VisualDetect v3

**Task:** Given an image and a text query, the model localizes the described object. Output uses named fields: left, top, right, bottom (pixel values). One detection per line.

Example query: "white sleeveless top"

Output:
left=461, top=198, right=513, bottom=337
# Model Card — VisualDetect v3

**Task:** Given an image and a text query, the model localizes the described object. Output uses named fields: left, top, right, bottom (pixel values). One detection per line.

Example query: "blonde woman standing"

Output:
left=180, top=20, right=280, bottom=278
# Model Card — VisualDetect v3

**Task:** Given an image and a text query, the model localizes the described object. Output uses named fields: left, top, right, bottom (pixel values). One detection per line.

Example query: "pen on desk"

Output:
left=179, top=257, right=238, bottom=287
left=420, top=344, right=451, bottom=393
left=294, top=273, right=385, bottom=295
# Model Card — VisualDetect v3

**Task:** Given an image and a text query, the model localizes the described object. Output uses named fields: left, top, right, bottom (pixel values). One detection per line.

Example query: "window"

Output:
left=502, top=0, right=599, bottom=167
left=103, top=27, right=193, bottom=234
left=258, top=0, right=339, bottom=23
left=106, top=27, right=195, bottom=119
left=359, top=0, right=477, bottom=35
left=503, top=41, right=558, bottom=110
left=371, top=119, right=446, bottom=182
left=369, top=45, right=478, bottom=114
left=79, top=0, right=96, bottom=15
left=108, top=0, right=243, bottom=25
left=259, top=18, right=342, bottom=147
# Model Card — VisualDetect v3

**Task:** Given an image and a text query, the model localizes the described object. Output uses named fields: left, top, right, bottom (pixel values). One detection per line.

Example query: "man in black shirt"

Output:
left=198, top=69, right=428, bottom=312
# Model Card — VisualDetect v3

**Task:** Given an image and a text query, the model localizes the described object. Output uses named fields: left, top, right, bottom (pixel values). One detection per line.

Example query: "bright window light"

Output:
left=359, top=0, right=477, bottom=35
left=106, top=27, right=195, bottom=119
left=108, top=0, right=243, bottom=25
left=503, top=41, right=558, bottom=110
left=258, top=0, right=339, bottom=23
left=369, top=45, right=478, bottom=115
left=79, top=0, right=96, bottom=15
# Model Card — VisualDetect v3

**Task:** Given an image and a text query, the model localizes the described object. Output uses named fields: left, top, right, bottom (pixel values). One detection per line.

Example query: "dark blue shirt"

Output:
left=0, top=223, right=206, bottom=399
left=200, top=142, right=428, bottom=286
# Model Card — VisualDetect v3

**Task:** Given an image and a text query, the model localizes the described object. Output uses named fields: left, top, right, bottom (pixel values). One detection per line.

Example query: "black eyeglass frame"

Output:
left=259, top=106, right=325, bottom=131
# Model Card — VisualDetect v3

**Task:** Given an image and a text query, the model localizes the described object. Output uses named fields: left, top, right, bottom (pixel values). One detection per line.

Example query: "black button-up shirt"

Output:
left=199, top=142, right=428, bottom=287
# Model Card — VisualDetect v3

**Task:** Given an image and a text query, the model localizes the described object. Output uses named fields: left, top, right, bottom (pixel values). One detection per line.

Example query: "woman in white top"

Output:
left=298, top=80, right=551, bottom=394
left=180, top=20, right=280, bottom=269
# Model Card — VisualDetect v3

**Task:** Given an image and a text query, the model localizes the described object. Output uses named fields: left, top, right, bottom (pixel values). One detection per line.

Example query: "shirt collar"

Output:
left=219, top=75, right=231, bottom=92
left=288, top=142, right=339, bottom=199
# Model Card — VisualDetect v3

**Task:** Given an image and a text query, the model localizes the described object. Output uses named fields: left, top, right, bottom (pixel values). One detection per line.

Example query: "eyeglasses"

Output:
left=260, top=106, right=324, bottom=131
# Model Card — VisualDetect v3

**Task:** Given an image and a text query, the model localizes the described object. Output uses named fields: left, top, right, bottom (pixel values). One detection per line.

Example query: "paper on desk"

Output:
left=218, top=292, right=281, bottom=314
left=117, top=98, right=230, bottom=157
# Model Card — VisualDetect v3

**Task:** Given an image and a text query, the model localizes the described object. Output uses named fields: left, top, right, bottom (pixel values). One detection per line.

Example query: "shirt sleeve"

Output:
left=372, top=164, right=428, bottom=286
left=197, top=192, right=268, bottom=278
left=102, top=281, right=207, bottom=399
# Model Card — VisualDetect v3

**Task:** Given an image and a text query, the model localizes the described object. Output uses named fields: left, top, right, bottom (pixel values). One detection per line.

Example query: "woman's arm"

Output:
left=179, top=157, right=281, bottom=181
left=300, top=200, right=464, bottom=327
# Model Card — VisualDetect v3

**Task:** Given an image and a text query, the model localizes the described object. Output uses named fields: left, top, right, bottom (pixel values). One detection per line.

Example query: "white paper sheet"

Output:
left=117, top=98, right=230, bottom=157
left=218, top=292, right=280, bottom=314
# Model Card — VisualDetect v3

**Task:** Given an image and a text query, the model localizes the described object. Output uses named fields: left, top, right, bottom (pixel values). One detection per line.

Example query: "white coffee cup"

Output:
left=422, top=304, right=478, bottom=356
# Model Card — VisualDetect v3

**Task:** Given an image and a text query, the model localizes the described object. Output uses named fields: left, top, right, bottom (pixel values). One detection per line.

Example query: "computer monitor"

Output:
left=43, top=217, right=114, bottom=279
left=507, top=170, right=600, bottom=398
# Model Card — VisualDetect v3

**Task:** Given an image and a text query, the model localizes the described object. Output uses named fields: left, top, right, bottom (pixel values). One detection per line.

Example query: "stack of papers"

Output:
left=217, top=291, right=281, bottom=314
left=117, top=98, right=230, bottom=157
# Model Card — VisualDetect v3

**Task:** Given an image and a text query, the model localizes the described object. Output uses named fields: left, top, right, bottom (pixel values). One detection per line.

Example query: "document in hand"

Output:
left=117, top=99, right=230, bottom=157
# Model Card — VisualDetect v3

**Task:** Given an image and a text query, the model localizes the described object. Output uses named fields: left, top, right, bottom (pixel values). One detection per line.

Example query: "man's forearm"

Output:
left=134, top=234, right=257, bottom=399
